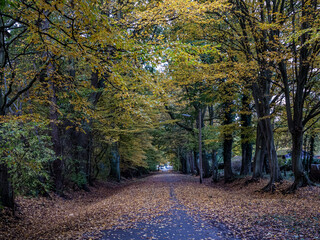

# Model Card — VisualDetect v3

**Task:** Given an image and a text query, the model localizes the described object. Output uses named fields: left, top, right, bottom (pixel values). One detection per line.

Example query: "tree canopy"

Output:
left=0, top=0, right=319, bottom=210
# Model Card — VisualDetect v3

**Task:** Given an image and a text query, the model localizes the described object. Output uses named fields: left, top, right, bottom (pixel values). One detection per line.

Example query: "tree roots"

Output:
left=283, top=175, right=315, bottom=194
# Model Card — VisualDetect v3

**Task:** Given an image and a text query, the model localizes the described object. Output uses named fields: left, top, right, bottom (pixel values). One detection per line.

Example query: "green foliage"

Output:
left=0, top=0, right=6, bottom=9
left=0, top=121, right=54, bottom=196
left=64, top=155, right=88, bottom=188
left=70, top=170, right=87, bottom=188
left=172, top=156, right=181, bottom=171
left=203, top=125, right=221, bottom=150
left=145, top=147, right=166, bottom=171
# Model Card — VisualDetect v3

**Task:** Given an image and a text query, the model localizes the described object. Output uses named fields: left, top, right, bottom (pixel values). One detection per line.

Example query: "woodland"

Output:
left=0, top=0, right=320, bottom=238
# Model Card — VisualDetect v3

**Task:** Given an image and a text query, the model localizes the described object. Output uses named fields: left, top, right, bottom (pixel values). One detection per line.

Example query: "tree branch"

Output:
left=165, top=106, right=194, bottom=132
left=3, top=61, right=49, bottom=112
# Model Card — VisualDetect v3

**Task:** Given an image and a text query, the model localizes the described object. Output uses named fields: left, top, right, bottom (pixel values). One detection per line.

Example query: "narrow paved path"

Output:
left=99, top=173, right=237, bottom=240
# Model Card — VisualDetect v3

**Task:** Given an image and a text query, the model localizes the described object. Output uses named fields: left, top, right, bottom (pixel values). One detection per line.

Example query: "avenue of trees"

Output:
left=0, top=0, right=319, bottom=210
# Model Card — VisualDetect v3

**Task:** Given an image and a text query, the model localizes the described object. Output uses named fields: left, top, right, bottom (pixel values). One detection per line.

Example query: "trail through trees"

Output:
left=1, top=172, right=319, bottom=239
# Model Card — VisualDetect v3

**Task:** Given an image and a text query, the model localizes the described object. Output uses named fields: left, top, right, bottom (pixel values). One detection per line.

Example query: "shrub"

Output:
left=0, top=120, right=54, bottom=196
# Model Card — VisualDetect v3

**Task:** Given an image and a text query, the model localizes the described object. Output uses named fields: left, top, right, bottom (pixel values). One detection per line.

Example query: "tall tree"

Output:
left=206, top=0, right=284, bottom=191
left=240, top=92, right=253, bottom=175
left=276, top=0, right=320, bottom=191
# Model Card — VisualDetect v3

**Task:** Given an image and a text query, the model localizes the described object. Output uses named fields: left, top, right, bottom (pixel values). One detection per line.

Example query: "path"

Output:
left=2, top=171, right=319, bottom=239
left=98, top=173, right=237, bottom=240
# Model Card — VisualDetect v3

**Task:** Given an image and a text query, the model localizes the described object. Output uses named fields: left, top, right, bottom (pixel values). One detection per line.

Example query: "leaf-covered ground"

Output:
left=1, top=172, right=320, bottom=239
left=98, top=174, right=235, bottom=240
left=176, top=177, right=320, bottom=239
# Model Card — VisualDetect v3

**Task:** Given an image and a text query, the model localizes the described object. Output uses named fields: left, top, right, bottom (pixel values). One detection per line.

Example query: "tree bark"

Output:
left=223, top=136, right=233, bottom=183
left=110, top=142, right=121, bottom=182
left=241, top=142, right=252, bottom=175
left=290, top=130, right=312, bottom=191
left=212, top=150, right=219, bottom=182
left=251, top=71, right=282, bottom=191
left=188, top=151, right=195, bottom=174
left=202, top=151, right=211, bottom=178
left=309, top=134, right=315, bottom=178
left=240, top=94, right=253, bottom=175
left=193, top=150, right=199, bottom=175
left=252, top=123, right=266, bottom=180
left=0, top=84, right=14, bottom=210
left=0, top=17, right=14, bottom=210
left=223, top=101, right=234, bottom=183
left=185, top=151, right=190, bottom=174
left=0, top=162, right=14, bottom=209
left=179, top=153, right=187, bottom=174
left=50, top=81, right=64, bottom=194
left=198, top=109, right=203, bottom=184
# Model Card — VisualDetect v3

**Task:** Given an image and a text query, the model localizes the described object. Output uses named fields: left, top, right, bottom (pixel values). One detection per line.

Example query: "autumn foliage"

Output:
left=0, top=0, right=320, bottom=238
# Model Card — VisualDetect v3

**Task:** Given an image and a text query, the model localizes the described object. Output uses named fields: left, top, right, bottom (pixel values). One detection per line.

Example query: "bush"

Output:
left=0, top=120, right=54, bottom=196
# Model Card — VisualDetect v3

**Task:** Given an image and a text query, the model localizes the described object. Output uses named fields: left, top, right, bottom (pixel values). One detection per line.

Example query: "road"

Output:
left=98, top=173, right=237, bottom=240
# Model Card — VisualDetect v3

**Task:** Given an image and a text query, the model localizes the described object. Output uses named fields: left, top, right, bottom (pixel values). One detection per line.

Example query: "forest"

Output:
left=0, top=0, right=320, bottom=239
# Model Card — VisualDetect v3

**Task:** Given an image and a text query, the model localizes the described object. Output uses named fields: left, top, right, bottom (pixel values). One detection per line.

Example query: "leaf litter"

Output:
left=175, top=177, right=320, bottom=239
left=0, top=173, right=319, bottom=239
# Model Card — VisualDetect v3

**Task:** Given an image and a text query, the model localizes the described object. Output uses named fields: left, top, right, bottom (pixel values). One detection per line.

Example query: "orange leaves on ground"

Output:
left=0, top=180, right=171, bottom=239
left=175, top=177, right=320, bottom=239
left=1, top=174, right=319, bottom=239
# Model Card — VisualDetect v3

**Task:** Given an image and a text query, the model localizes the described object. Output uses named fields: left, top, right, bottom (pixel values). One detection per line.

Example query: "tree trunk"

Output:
left=252, top=124, right=266, bottom=180
left=185, top=151, right=190, bottom=174
left=251, top=71, right=282, bottom=191
left=74, top=126, right=91, bottom=188
left=193, top=151, right=199, bottom=175
left=223, top=135, right=233, bottom=183
left=50, top=81, right=64, bottom=194
left=198, top=108, right=203, bottom=184
left=290, top=130, right=312, bottom=191
left=180, top=154, right=187, bottom=173
left=66, top=62, right=92, bottom=189
left=87, top=71, right=105, bottom=184
left=223, top=101, right=234, bottom=183
left=260, top=118, right=282, bottom=192
left=309, top=134, right=315, bottom=178
left=212, top=150, right=219, bottom=182
left=188, top=151, right=195, bottom=174
left=208, top=105, right=219, bottom=181
left=240, top=94, right=252, bottom=175
left=179, top=149, right=187, bottom=173
left=202, top=151, right=211, bottom=178
left=86, top=131, right=93, bottom=186
left=110, top=142, right=121, bottom=182
left=303, top=135, right=308, bottom=171
left=0, top=18, right=14, bottom=210
left=241, top=142, right=252, bottom=175
left=0, top=163, right=14, bottom=210
left=0, top=80, right=14, bottom=210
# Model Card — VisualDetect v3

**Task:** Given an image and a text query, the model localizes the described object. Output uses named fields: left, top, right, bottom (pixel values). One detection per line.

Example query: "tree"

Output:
left=240, top=90, right=253, bottom=176
left=205, top=0, right=285, bottom=191
left=0, top=0, right=122, bottom=207
left=275, top=0, right=320, bottom=191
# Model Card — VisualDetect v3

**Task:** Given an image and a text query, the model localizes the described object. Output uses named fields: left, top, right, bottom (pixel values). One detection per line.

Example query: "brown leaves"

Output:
left=175, top=177, right=320, bottom=239
left=1, top=174, right=319, bottom=239
left=0, top=180, right=171, bottom=239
